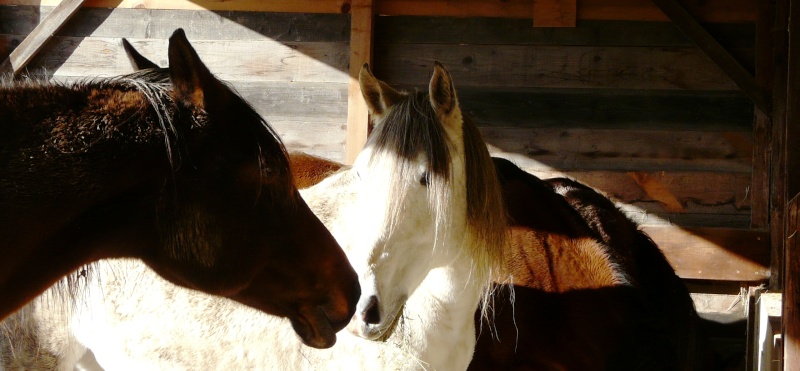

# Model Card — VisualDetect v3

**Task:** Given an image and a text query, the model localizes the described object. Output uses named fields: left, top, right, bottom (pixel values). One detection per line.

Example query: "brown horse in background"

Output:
left=0, top=29, right=359, bottom=348
left=289, top=153, right=711, bottom=369
left=469, top=157, right=711, bottom=371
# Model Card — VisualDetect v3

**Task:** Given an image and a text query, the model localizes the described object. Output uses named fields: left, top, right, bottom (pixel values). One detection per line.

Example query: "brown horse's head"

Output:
left=122, top=30, right=359, bottom=348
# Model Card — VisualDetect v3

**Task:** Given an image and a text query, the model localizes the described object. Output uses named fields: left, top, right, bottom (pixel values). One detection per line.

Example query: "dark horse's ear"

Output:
left=429, top=61, right=458, bottom=117
left=167, top=29, right=230, bottom=113
left=121, top=38, right=160, bottom=71
left=358, top=63, right=404, bottom=117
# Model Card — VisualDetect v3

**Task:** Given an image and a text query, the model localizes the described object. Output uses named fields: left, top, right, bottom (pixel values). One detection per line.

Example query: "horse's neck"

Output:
left=390, top=244, right=484, bottom=370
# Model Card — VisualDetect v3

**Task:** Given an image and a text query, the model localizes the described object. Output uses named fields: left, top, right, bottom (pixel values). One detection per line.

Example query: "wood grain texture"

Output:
left=0, top=0, right=757, bottom=22
left=784, top=0, right=800, bottom=366
left=13, top=36, right=348, bottom=83
left=644, top=226, right=769, bottom=282
left=0, top=0, right=84, bottom=75
left=372, top=44, right=738, bottom=90
left=0, top=0, right=351, bottom=13
left=504, top=166, right=751, bottom=228
left=375, top=17, right=755, bottom=48
left=533, top=0, right=576, bottom=27
left=453, top=88, right=754, bottom=131
left=785, top=195, right=800, bottom=369
left=1, top=6, right=350, bottom=42
left=481, top=127, right=752, bottom=172
left=749, top=0, right=775, bottom=229
left=770, top=0, right=790, bottom=290
left=650, top=0, right=770, bottom=116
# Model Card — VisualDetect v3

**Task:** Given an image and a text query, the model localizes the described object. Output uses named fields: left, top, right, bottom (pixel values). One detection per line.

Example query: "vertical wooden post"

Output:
left=771, top=0, right=789, bottom=291
left=0, top=0, right=85, bottom=75
left=345, top=0, right=374, bottom=164
left=750, top=0, right=775, bottom=229
left=783, top=0, right=800, bottom=367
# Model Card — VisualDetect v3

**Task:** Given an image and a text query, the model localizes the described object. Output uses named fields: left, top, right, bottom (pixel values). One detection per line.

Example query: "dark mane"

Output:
left=371, top=91, right=451, bottom=182
left=0, top=71, right=292, bottom=201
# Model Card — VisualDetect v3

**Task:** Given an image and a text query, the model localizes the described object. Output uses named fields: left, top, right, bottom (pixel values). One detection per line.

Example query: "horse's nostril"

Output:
left=362, top=295, right=381, bottom=324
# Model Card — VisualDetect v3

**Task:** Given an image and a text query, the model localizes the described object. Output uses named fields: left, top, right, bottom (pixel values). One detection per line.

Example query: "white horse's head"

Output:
left=336, top=62, right=506, bottom=341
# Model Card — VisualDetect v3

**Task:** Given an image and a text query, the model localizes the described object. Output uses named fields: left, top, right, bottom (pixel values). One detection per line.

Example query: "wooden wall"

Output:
left=372, top=17, right=755, bottom=230
left=0, top=1, right=770, bottom=283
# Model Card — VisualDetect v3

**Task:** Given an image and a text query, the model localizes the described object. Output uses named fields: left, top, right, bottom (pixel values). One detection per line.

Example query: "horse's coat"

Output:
left=0, top=29, right=359, bottom=348
left=469, top=158, right=712, bottom=371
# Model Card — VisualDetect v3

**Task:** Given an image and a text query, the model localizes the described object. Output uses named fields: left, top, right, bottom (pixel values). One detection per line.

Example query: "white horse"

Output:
left=0, top=62, right=507, bottom=371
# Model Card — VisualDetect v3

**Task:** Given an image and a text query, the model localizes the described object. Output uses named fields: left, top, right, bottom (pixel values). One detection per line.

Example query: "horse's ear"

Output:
left=429, top=61, right=458, bottom=116
left=122, top=38, right=160, bottom=71
left=359, top=63, right=403, bottom=117
left=167, top=29, right=229, bottom=111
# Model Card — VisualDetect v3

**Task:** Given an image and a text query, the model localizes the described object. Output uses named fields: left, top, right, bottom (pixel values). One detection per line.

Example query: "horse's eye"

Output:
left=419, top=172, right=430, bottom=186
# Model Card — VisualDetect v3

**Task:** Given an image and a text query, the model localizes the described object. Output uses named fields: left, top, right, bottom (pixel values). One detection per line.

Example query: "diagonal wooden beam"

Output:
left=0, top=0, right=86, bottom=76
left=650, top=0, right=772, bottom=118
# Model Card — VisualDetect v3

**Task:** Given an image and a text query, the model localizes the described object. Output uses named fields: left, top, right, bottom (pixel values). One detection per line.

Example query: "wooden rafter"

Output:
left=0, top=0, right=85, bottom=75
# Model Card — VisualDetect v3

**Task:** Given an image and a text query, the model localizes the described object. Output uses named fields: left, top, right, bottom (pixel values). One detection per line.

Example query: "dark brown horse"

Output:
left=0, top=29, right=359, bottom=348
left=469, top=157, right=711, bottom=370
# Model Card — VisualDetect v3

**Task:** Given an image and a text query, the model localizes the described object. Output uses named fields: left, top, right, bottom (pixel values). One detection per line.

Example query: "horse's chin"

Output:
left=346, top=305, right=402, bottom=341
left=289, top=306, right=339, bottom=349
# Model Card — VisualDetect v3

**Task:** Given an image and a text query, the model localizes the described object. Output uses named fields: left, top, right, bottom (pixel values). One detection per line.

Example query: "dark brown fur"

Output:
left=0, top=30, right=359, bottom=349
left=469, top=158, right=710, bottom=371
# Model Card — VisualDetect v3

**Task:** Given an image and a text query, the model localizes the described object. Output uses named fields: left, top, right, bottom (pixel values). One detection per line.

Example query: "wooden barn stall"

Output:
left=1, top=0, right=798, bottom=369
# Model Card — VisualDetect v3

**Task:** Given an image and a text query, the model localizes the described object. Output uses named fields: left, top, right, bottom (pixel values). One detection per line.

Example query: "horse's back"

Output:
left=473, top=159, right=711, bottom=371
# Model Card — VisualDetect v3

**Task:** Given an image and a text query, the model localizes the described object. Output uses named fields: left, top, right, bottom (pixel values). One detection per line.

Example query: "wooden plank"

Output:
left=770, top=0, right=790, bottom=290
left=650, top=0, right=770, bottom=117
left=0, top=0, right=758, bottom=22
left=0, top=0, right=350, bottom=13
left=375, top=17, right=756, bottom=49
left=578, top=0, right=757, bottom=23
left=481, top=127, right=753, bottom=173
left=533, top=0, right=575, bottom=28
left=345, top=0, right=373, bottom=164
left=372, top=44, right=739, bottom=90
left=0, top=7, right=350, bottom=42
left=451, top=88, right=754, bottom=131
left=644, top=226, right=770, bottom=282
left=376, top=0, right=755, bottom=23
left=750, top=0, right=776, bottom=229
left=0, top=0, right=84, bottom=75
left=505, top=167, right=752, bottom=228
left=15, top=36, right=348, bottom=83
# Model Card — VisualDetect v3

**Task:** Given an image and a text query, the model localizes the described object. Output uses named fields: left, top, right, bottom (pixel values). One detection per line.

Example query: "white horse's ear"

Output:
left=359, top=64, right=403, bottom=117
left=429, top=61, right=458, bottom=117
